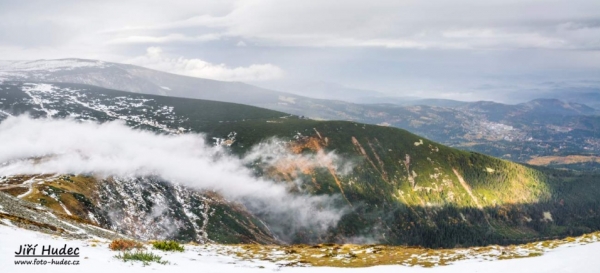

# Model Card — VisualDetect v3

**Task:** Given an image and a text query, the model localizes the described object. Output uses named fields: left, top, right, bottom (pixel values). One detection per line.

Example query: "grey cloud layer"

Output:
left=102, top=0, right=600, bottom=50
left=0, top=0, right=598, bottom=98
left=3, top=0, right=598, bottom=53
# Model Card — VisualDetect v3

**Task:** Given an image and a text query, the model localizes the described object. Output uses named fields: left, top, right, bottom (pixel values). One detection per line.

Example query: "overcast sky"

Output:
left=1, top=0, right=599, bottom=100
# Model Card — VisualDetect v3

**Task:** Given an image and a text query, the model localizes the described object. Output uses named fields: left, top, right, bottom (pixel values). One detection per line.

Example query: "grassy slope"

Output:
left=201, top=118, right=600, bottom=246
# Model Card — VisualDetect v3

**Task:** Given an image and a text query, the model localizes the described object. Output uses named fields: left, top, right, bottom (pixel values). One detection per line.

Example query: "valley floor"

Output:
left=0, top=224, right=598, bottom=273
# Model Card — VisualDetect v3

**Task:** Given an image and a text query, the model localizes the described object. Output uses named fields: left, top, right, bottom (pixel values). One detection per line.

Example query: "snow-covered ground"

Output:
left=13, top=83, right=184, bottom=134
left=1, top=225, right=598, bottom=273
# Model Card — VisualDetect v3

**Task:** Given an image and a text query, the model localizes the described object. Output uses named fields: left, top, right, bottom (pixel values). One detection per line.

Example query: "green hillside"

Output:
left=202, top=118, right=600, bottom=247
left=2, top=81, right=600, bottom=248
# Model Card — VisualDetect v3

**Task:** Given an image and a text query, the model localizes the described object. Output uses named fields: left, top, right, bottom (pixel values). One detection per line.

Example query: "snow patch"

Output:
left=0, top=109, right=12, bottom=117
left=59, top=202, right=73, bottom=216
left=23, top=83, right=56, bottom=93
left=2, top=225, right=600, bottom=272
left=279, top=96, right=296, bottom=104
left=543, top=211, right=553, bottom=222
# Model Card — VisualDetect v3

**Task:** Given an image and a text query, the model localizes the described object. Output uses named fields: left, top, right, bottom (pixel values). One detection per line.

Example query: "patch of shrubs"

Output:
left=114, top=251, right=167, bottom=266
left=152, top=240, right=184, bottom=252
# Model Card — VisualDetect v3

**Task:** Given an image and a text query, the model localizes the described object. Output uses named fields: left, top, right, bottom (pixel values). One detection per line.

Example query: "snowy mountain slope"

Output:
left=1, top=223, right=600, bottom=272
left=0, top=81, right=287, bottom=131
left=0, top=58, right=295, bottom=105
left=0, top=59, right=110, bottom=72
left=0, top=174, right=277, bottom=245
left=0, top=191, right=124, bottom=240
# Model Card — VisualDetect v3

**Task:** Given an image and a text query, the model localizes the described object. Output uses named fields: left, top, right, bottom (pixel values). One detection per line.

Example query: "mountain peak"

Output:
left=521, top=98, right=596, bottom=115
left=0, top=58, right=110, bottom=72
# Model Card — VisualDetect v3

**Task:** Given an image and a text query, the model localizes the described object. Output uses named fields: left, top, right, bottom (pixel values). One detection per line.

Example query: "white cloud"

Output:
left=127, top=47, right=284, bottom=81
left=0, top=116, right=348, bottom=241
left=106, top=33, right=222, bottom=45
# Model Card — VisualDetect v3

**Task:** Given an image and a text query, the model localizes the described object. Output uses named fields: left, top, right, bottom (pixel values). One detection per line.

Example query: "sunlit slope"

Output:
left=204, top=118, right=600, bottom=246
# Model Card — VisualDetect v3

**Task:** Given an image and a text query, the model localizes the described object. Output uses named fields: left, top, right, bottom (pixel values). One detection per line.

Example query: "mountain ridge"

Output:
left=2, top=81, right=600, bottom=247
left=2, top=59, right=599, bottom=171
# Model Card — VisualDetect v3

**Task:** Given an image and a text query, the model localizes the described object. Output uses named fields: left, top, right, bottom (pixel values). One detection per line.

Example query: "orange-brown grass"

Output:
left=527, top=155, right=600, bottom=166
left=0, top=187, right=29, bottom=196
left=210, top=230, right=600, bottom=268
left=109, top=239, right=145, bottom=251
left=0, top=212, right=66, bottom=234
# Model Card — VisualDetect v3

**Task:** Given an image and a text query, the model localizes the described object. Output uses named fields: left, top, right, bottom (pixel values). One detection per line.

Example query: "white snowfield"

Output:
left=0, top=224, right=598, bottom=273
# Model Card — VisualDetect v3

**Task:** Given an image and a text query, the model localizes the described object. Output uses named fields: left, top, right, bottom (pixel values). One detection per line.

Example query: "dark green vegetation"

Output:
left=114, top=251, right=168, bottom=266
left=152, top=241, right=184, bottom=252
left=205, top=118, right=600, bottom=247
left=2, top=81, right=600, bottom=248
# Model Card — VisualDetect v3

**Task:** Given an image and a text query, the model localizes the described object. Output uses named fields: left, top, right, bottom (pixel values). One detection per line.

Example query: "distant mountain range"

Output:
left=1, top=59, right=599, bottom=170
left=256, top=80, right=387, bottom=103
